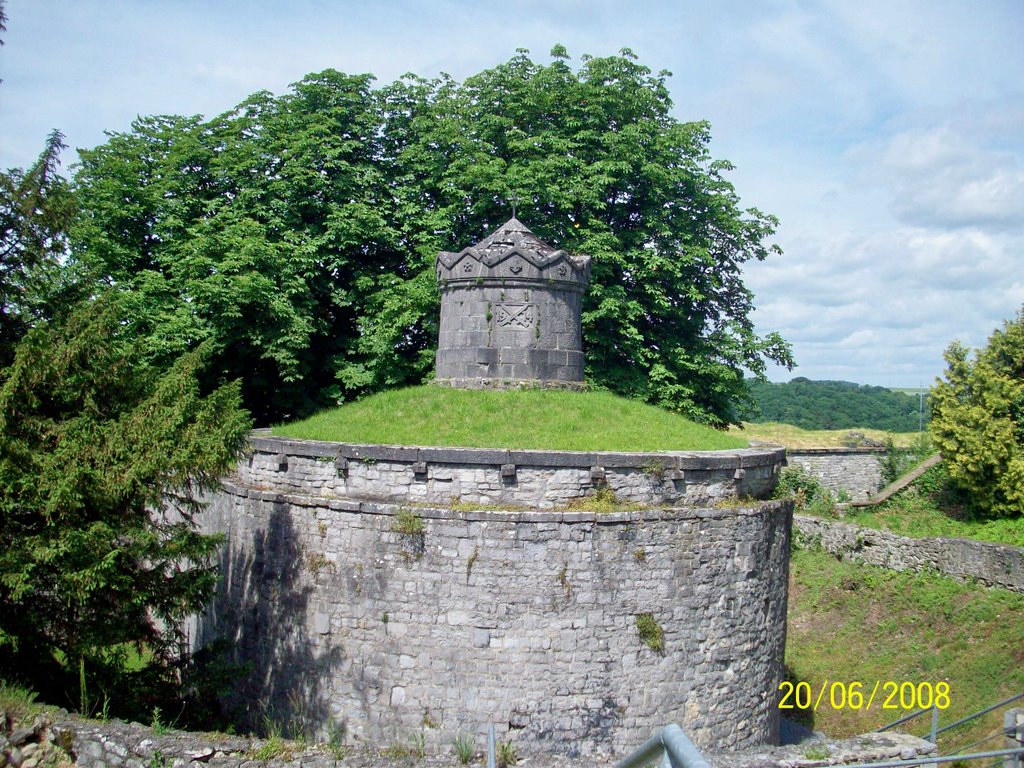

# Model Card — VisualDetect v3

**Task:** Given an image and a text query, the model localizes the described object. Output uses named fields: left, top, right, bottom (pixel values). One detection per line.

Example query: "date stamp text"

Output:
left=778, top=681, right=951, bottom=712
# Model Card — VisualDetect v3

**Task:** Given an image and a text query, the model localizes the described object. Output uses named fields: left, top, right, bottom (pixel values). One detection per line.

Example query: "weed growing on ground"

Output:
left=452, top=733, right=475, bottom=764
left=496, top=739, right=519, bottom=768
left=383, top=731, right=426, bottom=760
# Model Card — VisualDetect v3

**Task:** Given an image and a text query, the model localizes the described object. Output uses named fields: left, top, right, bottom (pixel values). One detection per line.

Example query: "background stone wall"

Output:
left=243, top=436, right=786, bottom=510
left=784, top=449, right=885, bottom=501
left=193, top=485, right=793, bottom=756
left=793, top=514, right=1024, bottom=593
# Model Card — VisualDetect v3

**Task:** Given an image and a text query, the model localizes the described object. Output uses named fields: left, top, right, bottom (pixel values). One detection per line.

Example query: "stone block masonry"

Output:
left=195, top=493, right=792, bottom=756
left=793, top=514, right=1024, bottom=593
left=193, top=436, right=792, bottom=757
left=784, top=448, right=885, bottom=501
left=243, top=434, right=786, bottom=509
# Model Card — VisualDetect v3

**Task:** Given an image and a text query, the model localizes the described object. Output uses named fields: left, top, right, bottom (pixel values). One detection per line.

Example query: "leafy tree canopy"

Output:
left=930, top=308, right=1024, bottom=518
left=744, top=377, right=928, bottom=432
left=0, top=292, right=251, bottom=713
left=71, top=47, right=792, bottom=427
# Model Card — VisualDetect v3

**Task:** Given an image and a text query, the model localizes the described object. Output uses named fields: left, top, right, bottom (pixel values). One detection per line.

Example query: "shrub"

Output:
left=930, top=308, right=1024, bottom=518
left=772, top=466, right=837, bottom=517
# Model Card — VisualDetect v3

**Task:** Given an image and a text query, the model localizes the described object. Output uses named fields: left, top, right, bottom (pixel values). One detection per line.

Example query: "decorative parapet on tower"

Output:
left=434, top=218, right=592, bottom=388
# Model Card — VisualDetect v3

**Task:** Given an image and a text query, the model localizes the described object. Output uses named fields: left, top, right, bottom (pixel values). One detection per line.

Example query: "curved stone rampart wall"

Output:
left=195, top=482, right=792, bottom=756
left=242, top=435, right=786, bottom=509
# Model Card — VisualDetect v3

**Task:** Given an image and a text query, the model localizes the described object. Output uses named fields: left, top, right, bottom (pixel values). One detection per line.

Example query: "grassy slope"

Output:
left=272, top=386, right=747, bottom=451
left=731, top=421, right=919, bottom=448
left=845, top=492, right=1024, bottom=548
left=788, top=547, right=1024, bottom=752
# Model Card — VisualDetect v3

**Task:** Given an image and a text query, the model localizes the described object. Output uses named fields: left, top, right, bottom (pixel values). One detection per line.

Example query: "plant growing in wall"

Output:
left=392, top=509, right=426, bottom=559
left=392, top=508, right=425, bottom=534
left=496, top=738, right=519, bottom=768
left=635, top=612, right=665, bottom=654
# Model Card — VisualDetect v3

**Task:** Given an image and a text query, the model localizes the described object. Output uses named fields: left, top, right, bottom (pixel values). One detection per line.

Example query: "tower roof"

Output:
left=437, top=218, right=590, bottom=276
left=470, top=217, right=558, bottom=259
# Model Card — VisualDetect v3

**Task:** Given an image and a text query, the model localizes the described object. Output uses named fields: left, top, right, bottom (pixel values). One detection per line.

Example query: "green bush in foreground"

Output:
left=930, top=308, right=1024, bottom=518
left=0, top=294, right=251, bottom=721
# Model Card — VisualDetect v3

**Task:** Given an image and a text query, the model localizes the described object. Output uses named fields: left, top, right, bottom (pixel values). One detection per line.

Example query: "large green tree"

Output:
left=930, top=308, right=1024, bottom=518
left=0, top=293, right=251, bottom=711
left=72, top=48, right=792, bottom=427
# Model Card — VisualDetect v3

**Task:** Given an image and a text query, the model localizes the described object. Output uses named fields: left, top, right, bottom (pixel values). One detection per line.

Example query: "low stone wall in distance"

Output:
left=785, top=448, right=884, bottom=501
left=794, top=514, right=1024, bottom=593
left=244, top=434, right=786, bottom=509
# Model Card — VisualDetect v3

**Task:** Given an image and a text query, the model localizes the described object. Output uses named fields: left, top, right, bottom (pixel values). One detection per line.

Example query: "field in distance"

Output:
left=731, top=421, right=919, bottom=449
left=273, top=386, right=748, bottom=452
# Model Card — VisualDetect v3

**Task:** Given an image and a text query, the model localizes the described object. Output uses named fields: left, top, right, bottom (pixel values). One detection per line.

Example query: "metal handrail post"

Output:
left=487, top=723, right=496, bottom=768
left=931, top=705, right=939, bottom=744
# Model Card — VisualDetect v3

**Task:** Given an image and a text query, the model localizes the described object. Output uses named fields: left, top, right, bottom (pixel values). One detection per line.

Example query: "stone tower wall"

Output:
left=435, top=283, right=586, bottom=385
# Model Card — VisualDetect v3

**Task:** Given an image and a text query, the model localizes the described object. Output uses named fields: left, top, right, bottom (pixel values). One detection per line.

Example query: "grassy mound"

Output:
left=272, top=386, right=747, bottom=452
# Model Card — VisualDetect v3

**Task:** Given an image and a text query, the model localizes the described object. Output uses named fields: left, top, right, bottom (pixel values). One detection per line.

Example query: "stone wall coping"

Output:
left=248, top=432, right=786, bottom=471
left=220, top=478, right=790, bottom=524
left=784, top=446, right=887, bottom=455
left=796, top=512, right=1024, bottom=558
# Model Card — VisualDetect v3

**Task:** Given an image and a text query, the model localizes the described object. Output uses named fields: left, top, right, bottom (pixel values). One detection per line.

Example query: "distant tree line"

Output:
left=743, top=377, right=928, bottom=432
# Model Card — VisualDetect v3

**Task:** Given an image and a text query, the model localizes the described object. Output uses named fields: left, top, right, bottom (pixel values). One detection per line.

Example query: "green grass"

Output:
left=0, top=679, right=48, bottom=723
left=272, top=386, right=747, bottom=451
left=787, top=547, right=1024, bottom=751
left=843, top=464, right=1024, bottom=547
left=730, top=421, right=919, bottom=449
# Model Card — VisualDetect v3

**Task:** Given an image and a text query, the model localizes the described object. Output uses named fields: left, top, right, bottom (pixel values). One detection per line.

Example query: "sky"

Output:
left=2, top=0, right=1022, bottom=389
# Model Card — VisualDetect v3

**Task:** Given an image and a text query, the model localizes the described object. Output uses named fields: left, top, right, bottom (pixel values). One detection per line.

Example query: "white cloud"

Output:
left=865, top=123, right=1024, bottom=229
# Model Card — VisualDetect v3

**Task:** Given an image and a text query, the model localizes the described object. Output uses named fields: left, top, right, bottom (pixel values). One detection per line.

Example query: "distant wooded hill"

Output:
left=743, top=378, right=929, bottom=431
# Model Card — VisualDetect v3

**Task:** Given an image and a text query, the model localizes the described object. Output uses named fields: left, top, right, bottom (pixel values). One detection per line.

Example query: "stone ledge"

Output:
left=248, top=434, right=786, bottom=472
left=217, top=479, right=793, bottom=524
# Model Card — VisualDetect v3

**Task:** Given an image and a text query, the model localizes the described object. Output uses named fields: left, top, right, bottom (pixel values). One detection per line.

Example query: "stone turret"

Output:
left=434, top=218, right=591, bottom=388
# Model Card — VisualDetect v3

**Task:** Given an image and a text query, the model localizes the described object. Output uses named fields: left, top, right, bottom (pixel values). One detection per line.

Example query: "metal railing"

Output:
left=877, top=692, right=1024, bottom=744
left=615, top=724, right=711, bottom=768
